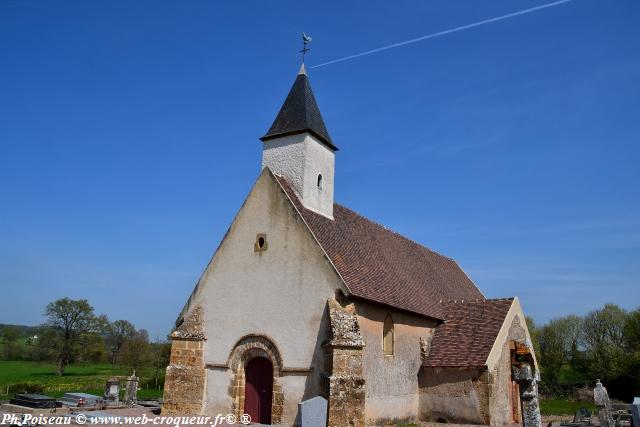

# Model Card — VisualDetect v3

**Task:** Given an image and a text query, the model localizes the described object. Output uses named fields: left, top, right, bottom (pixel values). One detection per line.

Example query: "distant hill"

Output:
left=0, top=324, right=40, bottom=337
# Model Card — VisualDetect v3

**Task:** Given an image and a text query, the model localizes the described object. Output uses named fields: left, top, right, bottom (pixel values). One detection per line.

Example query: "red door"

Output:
left=244, top=357, right=273, bottom=424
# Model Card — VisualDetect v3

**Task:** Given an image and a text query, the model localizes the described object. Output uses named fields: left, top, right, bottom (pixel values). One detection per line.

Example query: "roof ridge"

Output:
left=333, top=202, right=457, bottom=262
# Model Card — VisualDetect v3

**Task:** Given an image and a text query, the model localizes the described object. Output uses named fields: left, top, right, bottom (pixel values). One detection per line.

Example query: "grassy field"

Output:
left=539, top=398, right=597, bottom=416
left=0, top=360, right=598, bottom=414
left=0, top=361, right=163, bottom=400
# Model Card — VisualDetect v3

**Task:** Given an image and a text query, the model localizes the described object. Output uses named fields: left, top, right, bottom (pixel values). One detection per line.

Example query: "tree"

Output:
left=539, top=320, right=567, bottom=384
left=1, top=326, right=21, bottom=360
left=623, top=308, right=640, bottom=353
left=79, top=332, right=107, bottom=363
left=28, top=326, right=57, bottom=362
left=538, top=315, right=583, bottom=384
left=105, top=320, right=136, bottom=367
left=581, top=303, right=627, bottom=380
left=44, top=298, right=99, bottom=376
left=525, top=316, right=541, bottom=358
left=120, top=328, right=150, bottom=372
left=151, top=338, right=171, bottom=389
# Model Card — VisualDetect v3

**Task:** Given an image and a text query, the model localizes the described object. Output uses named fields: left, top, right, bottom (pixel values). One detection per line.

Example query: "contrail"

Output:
left=311, top=0, right=575, bottom=68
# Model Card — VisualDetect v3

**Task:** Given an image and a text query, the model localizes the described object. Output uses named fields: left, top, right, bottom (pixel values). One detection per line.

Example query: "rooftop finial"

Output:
left=301, top=33, right=312, bottom=64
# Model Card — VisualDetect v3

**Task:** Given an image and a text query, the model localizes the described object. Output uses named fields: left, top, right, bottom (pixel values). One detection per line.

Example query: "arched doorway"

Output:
left=244, top=357, right=273, bottom=424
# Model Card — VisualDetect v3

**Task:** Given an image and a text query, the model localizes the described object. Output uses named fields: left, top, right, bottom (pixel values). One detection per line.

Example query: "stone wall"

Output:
left=162, top=306, right=206, bottom=415
left=325, top=298, right=366, bottom=427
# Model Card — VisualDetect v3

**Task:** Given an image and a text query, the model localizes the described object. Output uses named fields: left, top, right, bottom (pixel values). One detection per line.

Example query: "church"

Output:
left=162, top=64, right=542, bottom=427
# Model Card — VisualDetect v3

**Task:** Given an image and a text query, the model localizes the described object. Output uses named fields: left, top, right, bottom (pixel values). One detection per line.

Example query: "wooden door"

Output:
left=511, top=380, right=521, bottom=423
left=244, top=357, right=273, bottom=424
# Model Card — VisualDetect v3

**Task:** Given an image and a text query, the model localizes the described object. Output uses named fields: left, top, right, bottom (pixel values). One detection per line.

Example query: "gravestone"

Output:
left=104, top=378, right=120, bottom=405
left=631, top=397, right=639, bottom=427
left=593, top=380, right=613, bottom=427
left=299, top=396, right=327, bottom=427
left=123, top=370, right=139, bottom=406
left=9, top=393, right=57, bottom=409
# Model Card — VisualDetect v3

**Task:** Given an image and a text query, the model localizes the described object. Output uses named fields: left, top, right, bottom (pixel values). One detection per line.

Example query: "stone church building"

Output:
left=162, top=64, right=542, bottom=427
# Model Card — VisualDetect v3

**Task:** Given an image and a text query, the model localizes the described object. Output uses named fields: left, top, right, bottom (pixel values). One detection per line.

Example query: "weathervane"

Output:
left=301, top=33, right=312, bottom=63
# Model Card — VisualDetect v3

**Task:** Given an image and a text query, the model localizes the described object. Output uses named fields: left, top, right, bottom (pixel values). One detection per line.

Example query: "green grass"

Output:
left=539, top=398, right=597, bottom=416
left=0, top=361, right=164, bottom=401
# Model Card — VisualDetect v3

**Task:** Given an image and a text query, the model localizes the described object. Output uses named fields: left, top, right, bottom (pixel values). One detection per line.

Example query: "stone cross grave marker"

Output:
left=123, top=370, right=139, bottom=406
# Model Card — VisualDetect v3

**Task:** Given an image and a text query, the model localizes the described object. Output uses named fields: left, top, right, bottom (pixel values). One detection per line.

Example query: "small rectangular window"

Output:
left=383, top=314, right=394, bottom=355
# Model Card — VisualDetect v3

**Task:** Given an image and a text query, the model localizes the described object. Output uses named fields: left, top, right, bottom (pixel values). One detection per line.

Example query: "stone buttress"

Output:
left=325, top=298, right=366, bottom=427
left=162, top=306, right=206, bottom=415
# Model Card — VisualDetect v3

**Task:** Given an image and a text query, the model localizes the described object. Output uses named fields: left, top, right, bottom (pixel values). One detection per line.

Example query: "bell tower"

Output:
left=260, top=64, right=337, bottom=219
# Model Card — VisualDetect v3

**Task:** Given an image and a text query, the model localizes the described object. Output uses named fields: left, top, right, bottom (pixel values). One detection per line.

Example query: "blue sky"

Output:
left=1, top=0, right=638, bottom=338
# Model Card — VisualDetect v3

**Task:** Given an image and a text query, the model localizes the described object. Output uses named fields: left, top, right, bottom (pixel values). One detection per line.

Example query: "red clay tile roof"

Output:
left=273, top=173, right=485, bottom=320
left=424, top=298, right=514, bottom=367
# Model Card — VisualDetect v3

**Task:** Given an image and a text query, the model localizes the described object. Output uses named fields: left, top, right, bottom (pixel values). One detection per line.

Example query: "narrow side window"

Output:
left=383, top=314, right=394, bottom=356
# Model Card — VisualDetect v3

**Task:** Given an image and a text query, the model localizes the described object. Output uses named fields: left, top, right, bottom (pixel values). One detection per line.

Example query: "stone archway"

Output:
left=227, top=335, right=284, bottom=424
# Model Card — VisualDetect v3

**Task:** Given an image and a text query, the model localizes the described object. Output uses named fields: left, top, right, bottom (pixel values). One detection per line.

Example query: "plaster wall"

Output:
left=418, top=367, right=488, bottom=425
left=355, top=300, right=437, bottom=425
left=489, top=314, right=528, bottom=426
left=486, top=298, right=538, bottom=375
left=262, top=135, right=305, bottom=198
left=183, top=170, right=343, bottom=423
left=262, top=132, right=335, bottom=219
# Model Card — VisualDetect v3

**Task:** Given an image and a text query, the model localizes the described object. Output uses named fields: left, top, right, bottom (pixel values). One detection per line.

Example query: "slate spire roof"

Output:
left=261, top=64, right=337, bottom=151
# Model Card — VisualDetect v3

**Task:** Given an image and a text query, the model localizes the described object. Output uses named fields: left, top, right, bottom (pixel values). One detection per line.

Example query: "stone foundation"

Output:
left=162, top=306, right=206, bottom=415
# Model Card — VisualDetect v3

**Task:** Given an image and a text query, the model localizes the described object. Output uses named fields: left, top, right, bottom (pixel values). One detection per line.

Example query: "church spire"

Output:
left=260, top=64, right=337, bottom=219
left=260, top=66, right=337, bottom=151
